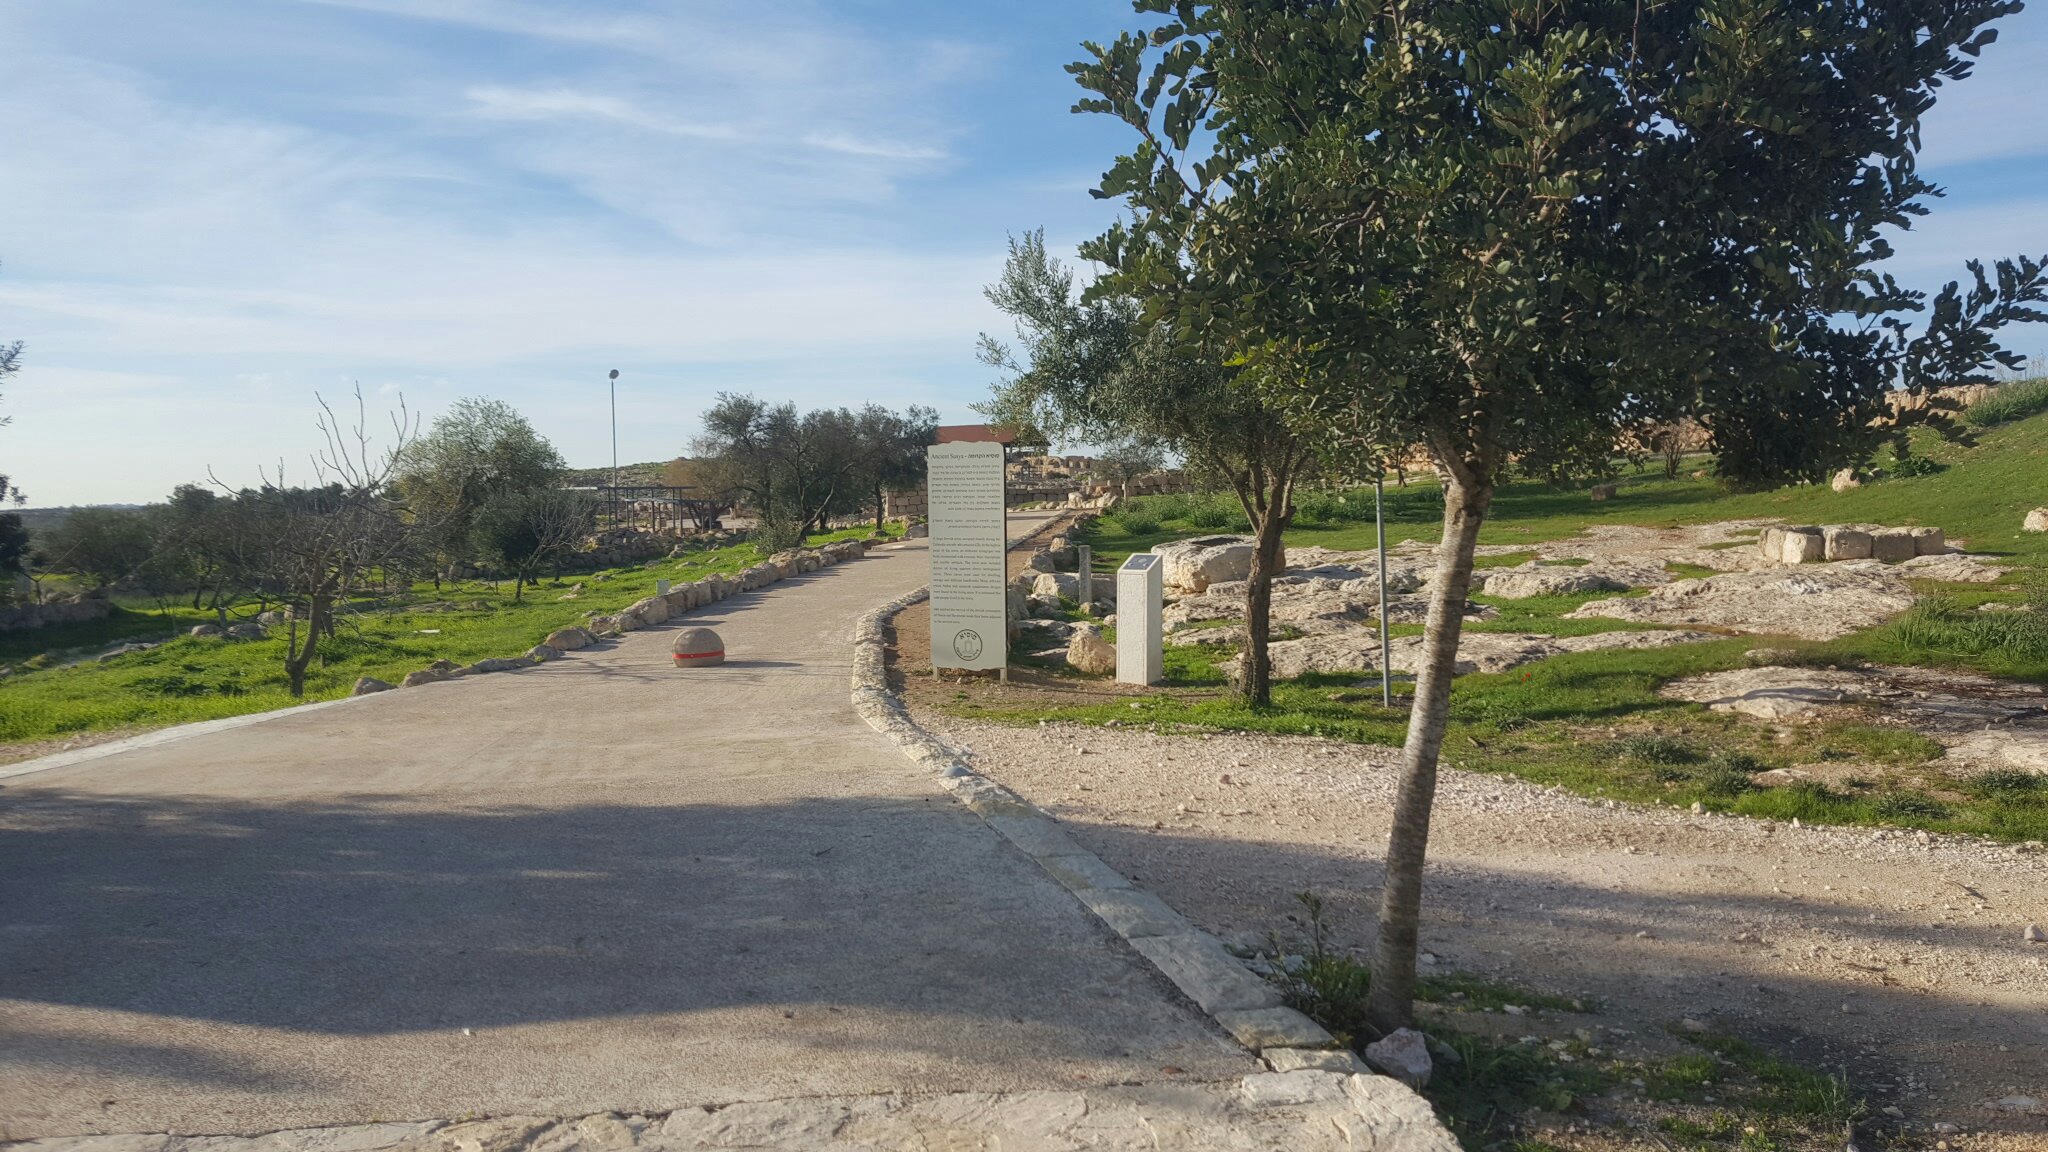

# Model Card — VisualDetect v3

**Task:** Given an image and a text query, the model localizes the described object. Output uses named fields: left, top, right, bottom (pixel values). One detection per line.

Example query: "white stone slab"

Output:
left=928, top=442, right=1008, bottom=671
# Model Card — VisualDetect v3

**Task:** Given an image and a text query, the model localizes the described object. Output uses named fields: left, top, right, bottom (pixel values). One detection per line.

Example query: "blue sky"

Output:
left=2, top=0, right=2045, bottom=506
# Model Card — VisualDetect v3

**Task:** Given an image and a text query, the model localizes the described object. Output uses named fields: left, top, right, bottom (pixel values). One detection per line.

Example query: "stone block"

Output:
left=1779, top=528, right=1824, bottom=564
left=1821, top=526, right=1872, bottom=561
left=1036, top=852, right=1133, bottom=894
left=1341, top=1075, right=1463, bottom=1152
left=1239, top=1070, right=1346, bottom=1108
left=1214, top=1007, right=1337, bottom=1051
left=1758, top=526, right=1784, bottom=560
left=1074, top=886, right=1191, bottom=940
left=1871, top=529, right=1917, bottom=562
left=1911, top=526, right=1946, bottom=555
left=983, top=813, right=1083, bottom=860
left=1128, top=932, right=1284, bottom=1014
left=1266, top=1047, right=1370, bottom=1075
left=1363, top=1028, right=1433, bottom=1088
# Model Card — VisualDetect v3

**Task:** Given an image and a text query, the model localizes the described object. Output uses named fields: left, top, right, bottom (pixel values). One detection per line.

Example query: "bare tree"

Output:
left=223, top=388, right=423, bottom=697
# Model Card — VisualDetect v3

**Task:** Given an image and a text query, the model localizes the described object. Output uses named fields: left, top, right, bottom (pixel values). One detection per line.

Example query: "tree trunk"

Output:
left=1364, top=469, right=1493, bottom=1034
left=874, top=485, right=886, bottom=534
left=1240, top=508, right=1290, bottom=707
left=284, top=596, right=328, bottom=698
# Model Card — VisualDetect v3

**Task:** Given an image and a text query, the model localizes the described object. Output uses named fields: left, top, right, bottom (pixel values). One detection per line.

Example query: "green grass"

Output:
left=1086, top=408, right=2048, bottom=571
left=1963, top=375, right=2048, bottom=428
left=0, top=526, right=890, bottom=746
left=1270, top=894, right=1862, bottom=1150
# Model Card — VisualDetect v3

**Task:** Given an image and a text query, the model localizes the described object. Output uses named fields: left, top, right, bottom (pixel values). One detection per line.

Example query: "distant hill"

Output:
left=560, top=462, right=671, bottom=489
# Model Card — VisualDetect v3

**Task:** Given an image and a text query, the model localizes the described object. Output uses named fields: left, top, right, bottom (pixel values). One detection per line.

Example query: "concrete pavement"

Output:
left=0, top=522, right=1254, bottom=1140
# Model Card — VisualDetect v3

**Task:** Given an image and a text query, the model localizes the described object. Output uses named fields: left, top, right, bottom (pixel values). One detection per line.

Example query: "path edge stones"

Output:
left=847, top=518, right=1409, bottom=1089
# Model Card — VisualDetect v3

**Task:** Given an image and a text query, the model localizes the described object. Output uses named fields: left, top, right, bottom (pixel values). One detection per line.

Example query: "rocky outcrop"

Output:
left=2026, top=508, right=2048, bottom=533
left=1569, top=565, right=1918, bottom=640
left=351, top=676, right=396, bottom=696
left=1481, top=564, right=1633, bottom=599
left=1230, top=627, right=1716, bottom=680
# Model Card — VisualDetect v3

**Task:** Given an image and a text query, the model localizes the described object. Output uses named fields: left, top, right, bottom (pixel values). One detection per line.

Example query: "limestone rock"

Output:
left=1894, top=552, right=2009, bottom=582
left=1363, top=1028, right=1433, bottom=1088
left=1025, top=550, right=1060, bottom=573
left=188, top=624, right=222, bottom=638
left=1870, top=529, right=1917, bottom=562
left=2026, top=508, right=2048, bottom=533
left=400, top=667, right=450, bottom=688
left=544, top=627, right=595, bottom=651
left=1659, top=666, right=1873, bottom=720
left=525, top=644, right=564, bottom=663
left=1821, top=526, right=1873, bottom=561
left=351, top=676, right=395, bottom=696
left=1155, top=535, right=1267, bottom=592
left=1033, top=572, right=1082, bottom=601
left=1831, top=468, right=1862, bottom=492
left=1779, top=527, right=1825, bottom=564
left=626, top=596, right=670, bottom=626
left=1911, top=526, right=1947, bottom=555
left=2025, top=924, right=2046, bottom=944
left=1240, top=1070, right=1347, bottom=1108
left=465, top=656, right=528, bottom=675
left=1568, top=566, right=1915, bottom=640
left=1589, top=483, right=1617, bottom=502
left=1482, top=565, right=1631, bottom=599
left=1066, top=625, right=1117, bottom=675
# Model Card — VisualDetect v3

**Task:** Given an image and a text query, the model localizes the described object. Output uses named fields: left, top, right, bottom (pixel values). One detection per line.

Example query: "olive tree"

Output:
left=978, top=230, right=1319, bottom=705
left=1076, top=0, right=2046, bottom=1031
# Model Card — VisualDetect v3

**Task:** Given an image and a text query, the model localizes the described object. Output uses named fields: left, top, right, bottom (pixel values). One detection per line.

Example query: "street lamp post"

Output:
left=608, top=369, right=620, bottom=524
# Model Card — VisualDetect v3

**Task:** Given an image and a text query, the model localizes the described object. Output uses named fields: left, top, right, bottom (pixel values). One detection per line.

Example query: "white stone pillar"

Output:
left=1116, top=553, right=1163, bottom=686
left=1076, top=545, right=1093, bottom=609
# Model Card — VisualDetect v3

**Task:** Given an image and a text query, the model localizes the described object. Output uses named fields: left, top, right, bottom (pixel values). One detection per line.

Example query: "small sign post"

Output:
left=928, top=441, right=1008, bottom=676
left=1116, top=553, right=1163, bottom=685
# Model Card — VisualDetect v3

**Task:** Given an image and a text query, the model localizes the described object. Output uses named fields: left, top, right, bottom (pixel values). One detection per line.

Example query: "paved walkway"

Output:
left=0, top=523, right=1254, bottom=1141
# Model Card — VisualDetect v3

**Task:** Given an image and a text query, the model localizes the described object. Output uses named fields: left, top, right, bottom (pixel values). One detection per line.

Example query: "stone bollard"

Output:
left=1077, top=545, right=1093, bottom=608
left=672, top=627, right=726, bottom=668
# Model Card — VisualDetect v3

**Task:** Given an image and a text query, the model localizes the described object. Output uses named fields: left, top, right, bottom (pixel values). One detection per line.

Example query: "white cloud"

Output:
left=803, top=132, right=949, bottom=162
left=463, top=86, right=738, bottom=141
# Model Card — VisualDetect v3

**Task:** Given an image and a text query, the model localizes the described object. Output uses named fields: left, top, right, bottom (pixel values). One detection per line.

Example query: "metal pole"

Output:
left=608, top=369, right=620, bottom=525
left=1376, top=473, right=1392, bottom=708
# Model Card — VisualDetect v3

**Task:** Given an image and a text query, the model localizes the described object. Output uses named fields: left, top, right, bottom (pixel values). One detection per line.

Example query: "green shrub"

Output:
left=1700, top=766, right=1758, bottom=798
left=1108, top=511, right=1159, bottom=536
left=1613, top=734, right=1700, bottom=765
left=1872, top=790, right=1948, bottom=820
left=1888, top=454, right=1945, bottom=478
left=1145, top=493, right=1197, bottom=523
left=1963, top=376, right=2048, bottom=428
left=1969, top=769, right=2043, bottom=798
left=1186, top=501, right=1233, bottom=529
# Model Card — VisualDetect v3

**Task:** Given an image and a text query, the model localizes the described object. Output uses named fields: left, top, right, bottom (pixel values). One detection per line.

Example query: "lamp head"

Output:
left=609, top=369, right=620, bottom=380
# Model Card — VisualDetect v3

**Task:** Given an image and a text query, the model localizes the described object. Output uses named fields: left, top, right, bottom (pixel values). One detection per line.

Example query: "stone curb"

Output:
left=845, top=515, right=1350, bottom=1073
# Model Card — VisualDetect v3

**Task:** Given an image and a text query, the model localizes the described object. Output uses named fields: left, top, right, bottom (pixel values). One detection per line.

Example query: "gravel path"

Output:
left=931, top=717, right=2048, bottom=1132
